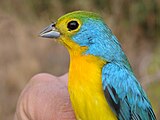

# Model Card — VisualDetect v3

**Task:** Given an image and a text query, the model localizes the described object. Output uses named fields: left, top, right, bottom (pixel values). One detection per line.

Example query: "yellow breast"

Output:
left=68, top=51, right=117, bottom=120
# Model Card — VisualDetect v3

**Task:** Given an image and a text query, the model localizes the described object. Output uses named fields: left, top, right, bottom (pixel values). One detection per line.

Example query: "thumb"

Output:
left=15, top=73, right=76, bottom=120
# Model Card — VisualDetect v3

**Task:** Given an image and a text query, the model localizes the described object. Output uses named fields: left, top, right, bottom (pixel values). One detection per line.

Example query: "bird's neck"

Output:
left=60, top=36, right=107, bottom=87
left=68, top=50, right=106, bottom=89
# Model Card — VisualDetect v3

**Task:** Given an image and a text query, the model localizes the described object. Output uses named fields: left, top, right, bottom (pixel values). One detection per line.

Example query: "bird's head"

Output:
left=40, top=11, right=129, bottom=65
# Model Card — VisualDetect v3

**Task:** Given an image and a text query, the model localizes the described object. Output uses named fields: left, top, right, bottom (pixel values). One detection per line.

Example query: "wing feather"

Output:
left=102, top=63, right=156, bottom=120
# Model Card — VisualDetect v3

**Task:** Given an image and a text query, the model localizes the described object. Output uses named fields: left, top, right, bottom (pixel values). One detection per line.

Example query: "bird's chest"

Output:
left=68, top=55, right=117, bottom=120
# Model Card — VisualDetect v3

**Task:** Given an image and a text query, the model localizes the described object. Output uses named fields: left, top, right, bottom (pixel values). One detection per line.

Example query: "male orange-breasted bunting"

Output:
left=40, top=11, right=156, bottom=120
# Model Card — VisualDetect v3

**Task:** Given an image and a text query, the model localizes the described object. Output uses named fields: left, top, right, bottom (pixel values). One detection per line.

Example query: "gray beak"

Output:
left=39, top=23, right=60, bottom=38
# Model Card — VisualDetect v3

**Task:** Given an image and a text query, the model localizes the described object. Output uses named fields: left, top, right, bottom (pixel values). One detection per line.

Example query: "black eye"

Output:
left=67, top=21, right=79, bottom=31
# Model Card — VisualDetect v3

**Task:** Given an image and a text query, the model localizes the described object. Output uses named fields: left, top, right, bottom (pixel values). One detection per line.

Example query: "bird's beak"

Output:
left=39, top=23, right=60, bottom=38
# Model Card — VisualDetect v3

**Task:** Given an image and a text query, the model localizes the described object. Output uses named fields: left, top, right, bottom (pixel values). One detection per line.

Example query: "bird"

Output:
left=40, top=11, right=156, bottom=120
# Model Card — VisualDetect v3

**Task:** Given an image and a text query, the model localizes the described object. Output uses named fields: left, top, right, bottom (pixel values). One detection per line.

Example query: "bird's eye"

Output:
left=67, top=21, right=79, bottom=31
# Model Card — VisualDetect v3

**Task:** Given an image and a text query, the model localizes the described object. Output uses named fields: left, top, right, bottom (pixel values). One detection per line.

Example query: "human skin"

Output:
left=14, top=73, right=76, bottom=120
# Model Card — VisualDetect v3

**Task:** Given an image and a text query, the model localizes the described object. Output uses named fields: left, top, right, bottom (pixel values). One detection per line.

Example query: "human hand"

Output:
left=14, top=73, right=76, bottom=120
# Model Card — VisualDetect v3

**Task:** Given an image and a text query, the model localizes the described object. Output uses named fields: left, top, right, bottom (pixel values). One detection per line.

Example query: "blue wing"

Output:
left=102, top=63, right=156, bottom=120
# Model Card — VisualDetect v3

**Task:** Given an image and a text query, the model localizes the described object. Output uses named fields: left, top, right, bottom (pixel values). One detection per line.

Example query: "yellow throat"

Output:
left=62, top=37, right=117, bottom=120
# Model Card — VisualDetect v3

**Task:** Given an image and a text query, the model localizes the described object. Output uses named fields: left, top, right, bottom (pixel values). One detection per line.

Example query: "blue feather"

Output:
left=102, top=63, right=156, bottom=120
left=72, top=18, right=131, bottom=68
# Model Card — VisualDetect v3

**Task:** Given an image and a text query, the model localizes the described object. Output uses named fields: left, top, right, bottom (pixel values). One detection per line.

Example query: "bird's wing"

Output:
left=102, top=63, right=156, bottom=120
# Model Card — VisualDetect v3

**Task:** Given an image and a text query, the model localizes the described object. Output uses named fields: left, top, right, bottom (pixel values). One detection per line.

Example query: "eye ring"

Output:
left=67, top=20, right=79, bottom=31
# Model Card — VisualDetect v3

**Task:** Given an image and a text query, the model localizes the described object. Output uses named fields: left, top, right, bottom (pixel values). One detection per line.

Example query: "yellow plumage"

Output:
left=62, top=37, right=117, bottom=120
left=69, top=53, right=117, bottom=120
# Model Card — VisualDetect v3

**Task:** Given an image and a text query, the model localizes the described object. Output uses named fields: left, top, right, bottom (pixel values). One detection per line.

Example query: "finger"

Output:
left=15, top=73, right=76, bottom=120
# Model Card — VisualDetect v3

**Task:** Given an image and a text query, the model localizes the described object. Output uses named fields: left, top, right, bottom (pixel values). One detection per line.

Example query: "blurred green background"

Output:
left=0, top=0, right=159, bottom=119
